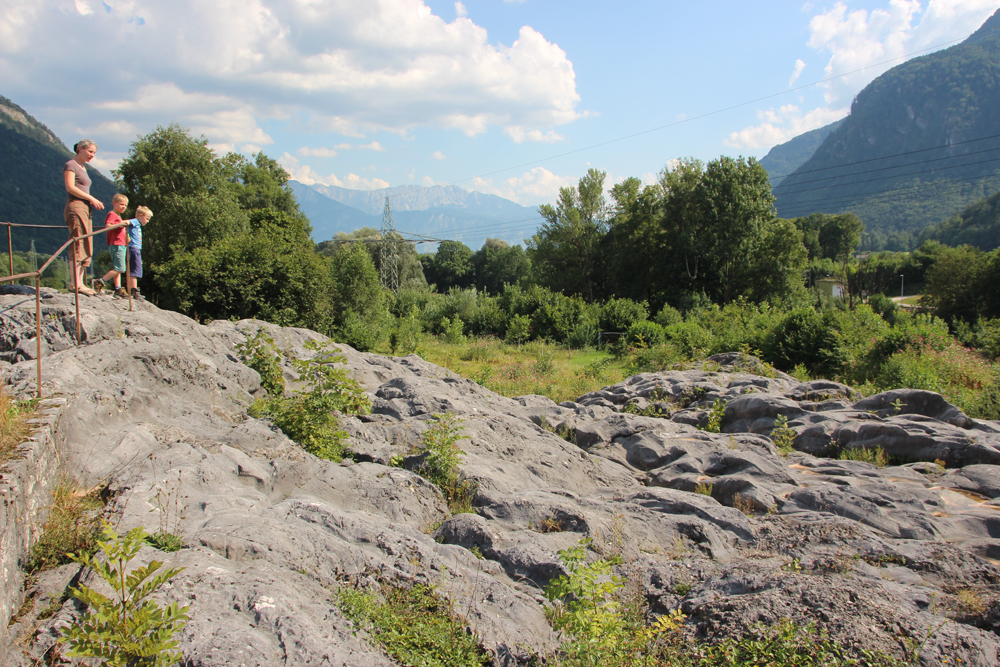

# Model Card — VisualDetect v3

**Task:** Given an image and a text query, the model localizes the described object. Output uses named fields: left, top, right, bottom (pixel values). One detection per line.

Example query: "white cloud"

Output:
left=788, top=59, right=806, bottom=86
left=279, top=153, right=390, bottom=189
left=0, top=0, right=582, bottom=158
left=726, top=104, right=848, bottom=149
left=298, top=147, right=339, bottom=157
left=454, top=1, right=467, bottom=18
left=431, top=151, right=446, bottom=160
left=504, top=127, right=565, bottom=144
left=471, top=167, right=576, bottom=205
left=360, top=141, right=385, bottom=152
left=421, top=175, right=437, bottom=186
left=729, top=0, right=996, bottom=152
left=807, top=0, right=997, bottom=106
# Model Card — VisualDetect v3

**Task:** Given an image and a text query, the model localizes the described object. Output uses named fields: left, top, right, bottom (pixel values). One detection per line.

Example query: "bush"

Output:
left=653, top=304, right=683, bottom=327
left=337, top=308, right=387, bottom=352
left=663, top=322, right=714, bottom=359
left=235, top=327, right=285, bottom=396
left=532, top=291, right=598, bottom=343
left=599, top=298, right=649, bottom=333
left=868, top=293, right=899, bottom=324
left=566, top=320, right=598, bottom=349
left=417, top=413, right=473, bottom=513
left=440, top=316, right=466, bottom=345
left=249, top=340, right=371, bottom=461
left=688, top=300, right=778, bottom=355
left=505, top=314, right=531, bottom=346
left=390, top=307, right=424, bottom=356
left=626, top=320, right=665, bottom=347
left=765, top=308, right=845, bottom=378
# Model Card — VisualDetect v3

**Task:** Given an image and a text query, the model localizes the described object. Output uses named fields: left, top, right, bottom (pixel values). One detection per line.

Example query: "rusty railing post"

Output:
left=35, top=275, right=42, bottom=399
left=7, top=225, right=12, bottom=277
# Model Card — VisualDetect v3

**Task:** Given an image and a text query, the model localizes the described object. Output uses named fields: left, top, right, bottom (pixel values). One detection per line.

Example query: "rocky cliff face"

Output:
left=3, top=289, right=1000, bottom=665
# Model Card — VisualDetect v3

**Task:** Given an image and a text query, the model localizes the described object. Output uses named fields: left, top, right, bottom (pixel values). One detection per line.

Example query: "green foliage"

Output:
left=528, top=169, right=608, bottom=302
left=704, top=399, right=727, bottom=433
left=249, top=340, right=370, bottom=461
left=693, top=618, right=904, bottom=666
left=471, top=238, right=531, bottom=294
left=337, top=583, right=490, bottom=667
left=663, top=322, right=714, bottom=359
left=770, top=415, right=798, bottom=456
left=653, top=304, right=684, bottom=327
left=505, top=313, right=531, bottom=346
left=235, top=327, right=285, bottom=396
left=417, top=413, right=473, bottom=512
left=922, top=188, right=1000, bottom=252
left=426, top=240, right=475, bottom=292
left=61, top=525, right=190, bottom=667
left=329, top=242, right=388, bottom=351
left=440, top=316, right=466, bottom=345
left=390, top=307, right=424, bottom=356
left=626, top=320, right=665, bottom=347
left=144, top=532, right=183, bottom=553
left=839, top=446, right=889, bottom=467
left=599, top=298, right=649, bottom=332
left=544, top=539, right=625, bottom=646
left=766, top=308, right=845, bottom=378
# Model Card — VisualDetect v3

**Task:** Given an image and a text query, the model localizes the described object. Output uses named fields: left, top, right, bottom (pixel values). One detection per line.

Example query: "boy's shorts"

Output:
left=110, top=245, right=127, bottom=273
left=128, top=247, right=143, bottom=278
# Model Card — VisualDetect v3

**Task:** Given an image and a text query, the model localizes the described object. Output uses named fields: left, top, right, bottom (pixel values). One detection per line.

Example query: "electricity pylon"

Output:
left=379, top=197, right=399, bottom=292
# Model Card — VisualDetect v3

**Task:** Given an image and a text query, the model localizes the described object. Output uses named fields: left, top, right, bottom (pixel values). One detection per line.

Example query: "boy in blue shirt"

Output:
left=127, top=206, right=152, bottom=301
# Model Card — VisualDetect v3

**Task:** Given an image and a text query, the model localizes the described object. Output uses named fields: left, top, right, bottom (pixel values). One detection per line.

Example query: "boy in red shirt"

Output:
left=93, top=193, right=129, bottom=298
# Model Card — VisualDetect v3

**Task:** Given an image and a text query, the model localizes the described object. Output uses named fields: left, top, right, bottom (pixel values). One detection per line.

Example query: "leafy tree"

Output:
left=605, top=176, right=665, bottom=305
left=329, top=241, right=388, bottom=350
left=429, top=240, right=474, bottom=292
left=471, top=238, right=531, bottom=294
left=115, top=123, right=248, bottom=269
left=922, top=245, right=989, bottom=323
left=528, top=169, right=608, bottom=302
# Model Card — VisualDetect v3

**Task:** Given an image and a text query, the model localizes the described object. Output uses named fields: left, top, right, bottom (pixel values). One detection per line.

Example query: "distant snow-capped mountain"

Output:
left=289, top=181, right=541, bottom=251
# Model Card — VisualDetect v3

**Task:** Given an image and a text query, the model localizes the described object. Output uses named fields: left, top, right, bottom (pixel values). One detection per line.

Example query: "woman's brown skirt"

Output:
left=63, top=200, right=93, bottom=266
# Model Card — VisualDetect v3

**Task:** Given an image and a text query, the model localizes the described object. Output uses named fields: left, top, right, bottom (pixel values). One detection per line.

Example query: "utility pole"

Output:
left=379, top=197, right=399, bottom=293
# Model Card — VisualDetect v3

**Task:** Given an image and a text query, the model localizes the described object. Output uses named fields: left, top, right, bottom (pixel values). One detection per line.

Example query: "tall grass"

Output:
left=0, top=389, right=36, bottom=465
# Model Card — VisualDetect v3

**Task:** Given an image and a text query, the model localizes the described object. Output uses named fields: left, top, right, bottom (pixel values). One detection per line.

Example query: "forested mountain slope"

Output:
left=774, top=9, right=1000, bottom=251
left=760, top=119, right=843, bottom=186
left=919, top=188, right=1000, bottom=251
left=0, top=96, right=116, bottom=254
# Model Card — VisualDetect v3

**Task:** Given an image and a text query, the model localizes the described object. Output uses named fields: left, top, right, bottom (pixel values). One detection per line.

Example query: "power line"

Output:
left=777, top=172, right=1000, bottom=217
left=767, top=132, right=1000, bottom=183
left=772, top=142, right=1000, bottom=190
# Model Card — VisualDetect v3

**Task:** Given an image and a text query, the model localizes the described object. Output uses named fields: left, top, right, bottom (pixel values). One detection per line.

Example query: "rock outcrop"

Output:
left=2, top=288, right=1000, bottom=666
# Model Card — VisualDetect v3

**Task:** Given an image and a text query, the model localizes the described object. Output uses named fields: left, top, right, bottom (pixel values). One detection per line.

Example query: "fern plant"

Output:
left=61, top=524, right=191, bottom=666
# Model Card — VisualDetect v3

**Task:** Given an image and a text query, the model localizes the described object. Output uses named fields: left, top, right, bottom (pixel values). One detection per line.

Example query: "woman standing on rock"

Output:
left=64, top=139, right=105, bottom=295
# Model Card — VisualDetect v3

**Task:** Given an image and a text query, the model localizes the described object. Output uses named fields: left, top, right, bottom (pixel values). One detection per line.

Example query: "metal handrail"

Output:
left=0, top=220, right=130, bottom=398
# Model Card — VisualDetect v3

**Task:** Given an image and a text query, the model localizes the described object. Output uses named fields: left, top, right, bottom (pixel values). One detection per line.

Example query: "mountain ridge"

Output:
left=773, top=9, right=1000, bottom=250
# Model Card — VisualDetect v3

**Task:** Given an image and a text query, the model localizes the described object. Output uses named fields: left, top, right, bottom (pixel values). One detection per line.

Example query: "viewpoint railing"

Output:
left=0, top=220, right=132, bottom=398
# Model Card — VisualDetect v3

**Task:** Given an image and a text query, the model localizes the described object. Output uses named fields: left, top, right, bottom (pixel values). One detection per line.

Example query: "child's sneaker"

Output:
left=112, top=287, right=129, bottom=299
left=92, top=278, right=107, bottom=293
left=130, top=288, right=145, bottom=302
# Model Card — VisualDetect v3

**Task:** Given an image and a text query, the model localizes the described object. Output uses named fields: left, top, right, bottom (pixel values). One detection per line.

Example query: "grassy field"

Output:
left=417, top=336, right=629, bottom=403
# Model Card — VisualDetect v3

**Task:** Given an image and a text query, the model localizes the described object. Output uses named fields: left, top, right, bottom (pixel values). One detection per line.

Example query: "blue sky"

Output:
left=2, top=0, right=996, bottom=211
